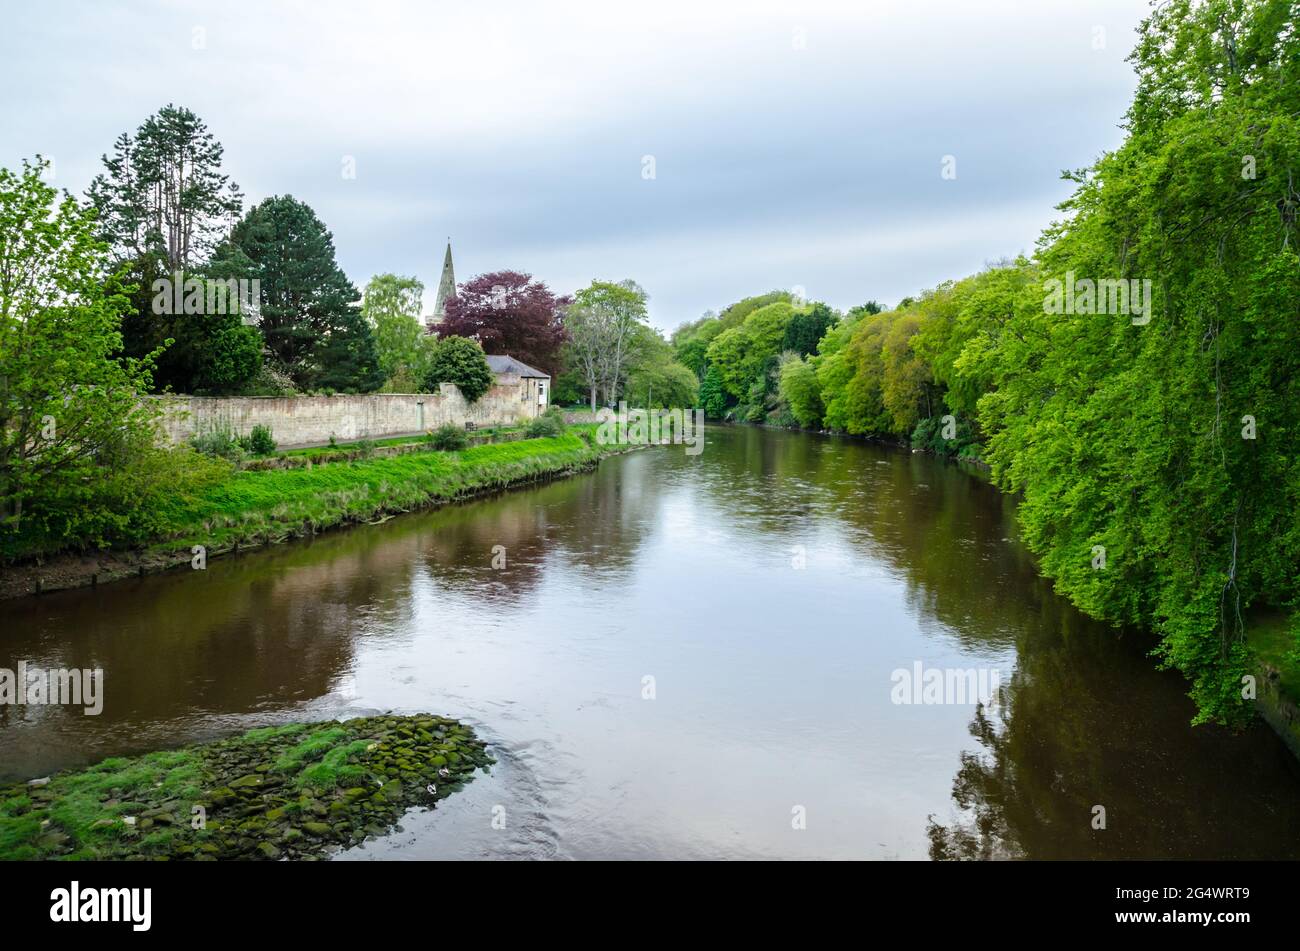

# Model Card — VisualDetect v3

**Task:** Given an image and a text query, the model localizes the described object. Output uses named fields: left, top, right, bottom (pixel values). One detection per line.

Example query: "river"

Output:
left=3, top=425, right=1299, bottom=859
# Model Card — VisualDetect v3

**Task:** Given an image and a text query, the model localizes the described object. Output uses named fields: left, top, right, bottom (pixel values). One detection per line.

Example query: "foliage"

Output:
left=525, top=406, right=568, bottom=438
left=438, top=270, right=568, bottom=377
left=210, top=195, right=383, bottom=393
left=959, top=0, right=1300, bottom=724
left=782, top=301, right=838, bottom=356
left=426, top=424, right=468, bottom=451
left=0, top=158, right=226, bottom=561
left=362, top=273, right=433, bottom=390
left=777, top=352, right=824, bottom=428
left=86, top=105, right=254, bottom=394
left=243, top=424, right=277, bottom=456
left=422, top=335, right=494, bottom=403
left=564, top=279, right=648, bottom=407
left=910, top=415, right=981, bottom=459
left=190, top=420, right=245, bottom=461
left=622, top=324, right=698, bottom=408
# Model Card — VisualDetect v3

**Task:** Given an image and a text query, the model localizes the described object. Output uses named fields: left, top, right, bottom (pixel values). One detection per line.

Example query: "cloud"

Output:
left=0, top=0, right=1150, bottom=328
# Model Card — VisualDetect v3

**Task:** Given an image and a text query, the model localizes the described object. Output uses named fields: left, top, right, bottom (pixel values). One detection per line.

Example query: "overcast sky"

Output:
left=2, top=0, right=1152, bottom=330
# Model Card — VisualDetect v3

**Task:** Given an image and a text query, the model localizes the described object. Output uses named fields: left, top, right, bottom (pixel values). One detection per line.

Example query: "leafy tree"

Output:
left=0, top=159, right=220, bottom=559
left=698, top=365, right=728, bottom=419
left=211, top=195, right=383, bottom=392
left=564, top=279, right=649, bottom=407
left=777, top=353, right=824, bottom=428
left=705, top=300, right=794, bottom=403
left=86, top=105, right=251, bottom=393
left=622, top=324, right=698, bottom=408
left=422, top=335, right=494, bottom=403
left=782, top=301, right=838, bottom=356
left=362, top=274, right=432, bottom=391
left=969, top=0, right=1300, bottom=724
left=670, top=312, right=721, bottom=380
left=439, top=270, right=568, bottom=377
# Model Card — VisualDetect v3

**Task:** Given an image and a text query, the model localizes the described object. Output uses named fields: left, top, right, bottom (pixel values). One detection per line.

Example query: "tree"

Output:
left=86, top=105, right=252, bottom=393
left=967, top=0, right=1300, bottom=724
left=363, top=274, right=432, bottom=391
left=210, top=195, right=383, bottom=392
left=622, top=324, right=697, bottom=408
left=782, top=301, right=838, bottom=356
left=705, top=300, right=793, bottom=405
left=439, top=271, right=568, bottom=377
left=565, top=279, right=649, bottom=408
left=422, top=335, right=494, bottom=403
left=778, top=353, right=824, bottom=428
left=0, top=160, right=169, bottom=555
left=698, top=364, right=728, bottom=419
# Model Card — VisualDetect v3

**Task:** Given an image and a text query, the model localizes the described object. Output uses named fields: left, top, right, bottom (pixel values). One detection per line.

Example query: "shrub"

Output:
left=422, top=336, right=494, bottom=403
left=245, top=424, right=277, bottom=456
left=525, top=406, right=566, bottom=438
left=426, top=424, right=468, bottom=451
left=190, top=421, right=245, bottom=461
left=910, top=414, right=981, bottom=459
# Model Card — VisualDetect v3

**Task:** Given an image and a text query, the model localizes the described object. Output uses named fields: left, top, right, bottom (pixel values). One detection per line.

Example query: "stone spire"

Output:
left=431, top=239, right=456, bottom=326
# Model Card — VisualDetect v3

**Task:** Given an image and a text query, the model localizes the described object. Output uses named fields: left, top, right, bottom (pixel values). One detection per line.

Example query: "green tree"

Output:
left=362, top=274, right=431, bottom=391
left=86, top=105, right=251, bottom=393
left=971, top=0, right=1300, bottom=724
left=211, top=195, right=383, bottom=392
left=565, top=279, right=649, bottom=407
left=622, top=325, right=698, bottom=408
left=782, top=301, right=838, bottom=356
left=698, top=365, right=728, bottom=419
left=0, top=160, right=219, bottom=558
left=778, top=353, right=824, bottom=428
left=422, top=335, right=494, bottom=403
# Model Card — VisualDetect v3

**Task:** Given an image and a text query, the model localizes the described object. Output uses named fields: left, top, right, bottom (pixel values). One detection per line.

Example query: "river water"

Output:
left=3, top=425, right=1298, bottom=859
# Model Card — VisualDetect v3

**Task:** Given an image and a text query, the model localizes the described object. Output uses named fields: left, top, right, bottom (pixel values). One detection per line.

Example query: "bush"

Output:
left=426, top=424, right=468, bottom=451
left=244, top=424, right=277, bottom=456
left=422, top=336, right=494, bottom=403
left=525, top=406, right=566, bottom=438
left=191, top=421, right=245, bottom=461
left=910, top=414, right=981, bottom=459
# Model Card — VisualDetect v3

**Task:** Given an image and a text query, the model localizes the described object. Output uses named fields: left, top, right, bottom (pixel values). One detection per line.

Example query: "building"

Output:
left=485, top=354, right=550, bottom=416
left=426, top=239, right=456, bottom=331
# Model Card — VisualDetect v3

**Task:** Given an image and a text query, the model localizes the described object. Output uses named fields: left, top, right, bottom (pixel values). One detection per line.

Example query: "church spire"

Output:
left=431, top=239, right=456, bottom=326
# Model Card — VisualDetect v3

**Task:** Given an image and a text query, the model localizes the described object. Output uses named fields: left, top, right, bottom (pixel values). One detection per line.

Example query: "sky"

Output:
left=1, top=0, right=1153, bottom=331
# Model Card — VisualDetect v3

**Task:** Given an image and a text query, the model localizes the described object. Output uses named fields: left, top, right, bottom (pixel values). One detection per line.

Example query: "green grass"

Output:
left=0, top=715, right=495, bottom=861
left=151, top=426, right=611, bottom=555
left=276, top=425, right=526, bottom=459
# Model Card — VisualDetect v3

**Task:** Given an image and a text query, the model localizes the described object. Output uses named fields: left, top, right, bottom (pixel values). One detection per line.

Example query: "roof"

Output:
left=485, top=355, right=549, bottom=379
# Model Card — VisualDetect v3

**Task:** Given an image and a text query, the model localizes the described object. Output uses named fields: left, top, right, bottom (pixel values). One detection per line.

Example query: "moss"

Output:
left=0, top=714, right=494, bottom=861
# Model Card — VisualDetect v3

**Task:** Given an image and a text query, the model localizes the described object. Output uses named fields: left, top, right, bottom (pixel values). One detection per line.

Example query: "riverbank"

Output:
left=0, top=715, right=493, bottom=860
left=0, top=426, right=629, bottom=600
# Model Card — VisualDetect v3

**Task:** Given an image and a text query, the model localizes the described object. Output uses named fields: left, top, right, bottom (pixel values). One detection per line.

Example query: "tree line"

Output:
left=670, top=0, right=1299, bottom=725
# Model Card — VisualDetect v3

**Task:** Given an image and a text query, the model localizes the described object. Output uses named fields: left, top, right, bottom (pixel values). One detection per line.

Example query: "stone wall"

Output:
left=154, top=382, right=543, bottom=449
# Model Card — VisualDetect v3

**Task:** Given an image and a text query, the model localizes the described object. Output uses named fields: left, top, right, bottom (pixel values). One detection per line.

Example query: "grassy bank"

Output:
left=162, top=425, right=609, bottom=551
left=0, top=425, right=623, bottom=598
left=0, top=715, right=493, bottom=860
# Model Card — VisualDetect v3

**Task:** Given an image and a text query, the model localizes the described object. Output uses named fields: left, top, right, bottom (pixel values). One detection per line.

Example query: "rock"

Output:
left=257, top=842, right=282, bottom=859
left=302, top=822, right=332, bottom=837
left=229, top=774, right=263, bottom=788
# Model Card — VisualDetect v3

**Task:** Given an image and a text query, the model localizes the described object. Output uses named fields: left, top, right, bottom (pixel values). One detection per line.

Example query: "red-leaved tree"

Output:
left=439, top=271, right=569, bottom=376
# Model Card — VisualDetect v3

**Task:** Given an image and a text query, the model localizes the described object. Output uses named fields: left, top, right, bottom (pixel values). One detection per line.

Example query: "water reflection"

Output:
left=2, top=426, right=1298, bottom=858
